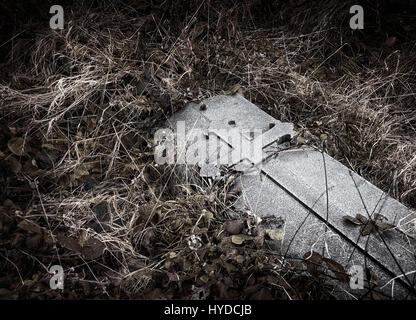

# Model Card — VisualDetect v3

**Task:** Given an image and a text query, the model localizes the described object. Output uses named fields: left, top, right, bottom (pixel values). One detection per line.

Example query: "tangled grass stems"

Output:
left=0, top=0, right=415, bottom=299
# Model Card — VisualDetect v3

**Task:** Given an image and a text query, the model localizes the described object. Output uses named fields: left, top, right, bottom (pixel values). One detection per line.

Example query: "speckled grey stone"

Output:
left=167, top=95, right=416, bottom=299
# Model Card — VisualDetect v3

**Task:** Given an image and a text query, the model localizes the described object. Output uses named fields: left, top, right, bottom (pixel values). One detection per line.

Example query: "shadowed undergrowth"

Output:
left=0, top=0, right=415, bottom=299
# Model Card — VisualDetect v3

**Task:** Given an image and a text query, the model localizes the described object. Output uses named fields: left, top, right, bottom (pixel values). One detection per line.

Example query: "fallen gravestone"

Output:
left=162, top=94, right=416, bottom=299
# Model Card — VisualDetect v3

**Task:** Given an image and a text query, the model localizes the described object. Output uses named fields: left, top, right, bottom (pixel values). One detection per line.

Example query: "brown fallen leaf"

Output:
left=345, top=212, right=395, bottom=237
left=231, top=234, right=254, bottom=245
left=265, top=229, right=284, bottom=241
left=343, top=215, right=362, bottom=225
left=25, top=233, right=42, bottom=250
left=191, top=22, right=206, bottom=40
left=6, top=156, right=22, bottom=174
left=202, top=209, right=214, bottom=221
left=296, top=136, right=306, bottom=145
left=355, top=213, right=368, bottom=224
left=375, top=221, right=395, bottom=231
left=366, top=267, right=378, bottom=288
left=224, top=262, right=237, bottom=273
left=17, top=220, right=43, bottom=234
left=322, top=257, right=349, bottom=283
left=360, top=222, right=375, bottom=236
left=56, top=234, right=82, bottom=253
left=57, top=234, right=105, bottom=260
left=8, top=137, right=27, bottom=156
left=224, top=220, right=244, bottom=235
left=81, top=238, right=105, bottom=260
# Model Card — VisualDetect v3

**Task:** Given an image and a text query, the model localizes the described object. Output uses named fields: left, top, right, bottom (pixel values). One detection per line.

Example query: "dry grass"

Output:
left=0, top=0, right=415, bottom=299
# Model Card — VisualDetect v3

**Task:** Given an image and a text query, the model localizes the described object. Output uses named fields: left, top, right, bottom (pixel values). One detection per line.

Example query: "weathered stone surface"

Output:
left=167, top=95, right=295, bottom=173
left=167, top=94, right=416, bottom=299
left=237, top=160, right=416, bottom=298
left=261, top=148, right=416, bottom=277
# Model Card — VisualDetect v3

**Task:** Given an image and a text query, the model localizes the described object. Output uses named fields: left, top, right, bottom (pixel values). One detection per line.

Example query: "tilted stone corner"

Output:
left=164, top=94, right=416, bottom=299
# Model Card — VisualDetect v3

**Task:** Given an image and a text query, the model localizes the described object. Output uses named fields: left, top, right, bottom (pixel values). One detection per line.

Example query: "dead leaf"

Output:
left=191, top=22, right=206, bottom=40
left=296, top=136, right=305, bottom=145
left=224, top=220, right=244, bottom=235
left=231, top=234, right=254, bottom=245
left=265, top=229, right=284, bottom=241
left=17, top=220, right=43, bottom=234
left=343, top=215, right=362, bottom=225
left=322, top=257, right=349, bottom=283
left=224, top=262, right=237, bottom=273
left=6, top=156, right=22, bottom=174
left=81, top=238, right=105, bottom=260
left=345, top=212, right=393, bottom=236
left=360, top=222, right=375, bottom=236
left=375, top=221, right=395, bottom=231
left=355, top=213, right=368, bottom=224
left=366, top=267, right=378, bottom=288
left=56, top=234, right=82, bottom=253
left=202, top=209, right=214, bottom=220
left=8, top=137, right=26, bottom=156
left=25, top=233, right=42, bottom=250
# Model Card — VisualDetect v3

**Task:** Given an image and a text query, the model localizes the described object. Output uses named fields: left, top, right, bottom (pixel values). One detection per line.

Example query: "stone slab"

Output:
left=166, top=94, right=416, bottom=298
